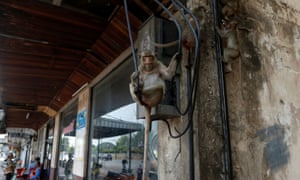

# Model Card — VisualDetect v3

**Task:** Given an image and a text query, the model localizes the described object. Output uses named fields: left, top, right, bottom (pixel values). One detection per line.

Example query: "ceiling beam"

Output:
left=0, top=0, right=107, bottom=31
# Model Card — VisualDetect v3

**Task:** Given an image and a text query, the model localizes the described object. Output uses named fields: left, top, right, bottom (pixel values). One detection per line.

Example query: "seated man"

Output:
left=29, top=161, right=41, bottom=180
left=23, top=157, right=40, bottom=179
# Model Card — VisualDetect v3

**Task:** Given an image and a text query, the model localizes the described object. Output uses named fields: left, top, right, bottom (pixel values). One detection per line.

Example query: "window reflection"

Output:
left=89, top=59, right=158, bottom=180
left=90, top=104, right=145, bottom=180
left=58, top=102, right=77, bottom=180
left=44, top=120, right=54, bottom=179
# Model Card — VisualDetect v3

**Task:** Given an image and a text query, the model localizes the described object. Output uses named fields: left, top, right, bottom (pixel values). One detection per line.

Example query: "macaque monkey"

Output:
left=129, top=51, right=179, bottom=180
left=222, top=1, right=238, bottom=20
left=216, top=20, right=239, bottom=72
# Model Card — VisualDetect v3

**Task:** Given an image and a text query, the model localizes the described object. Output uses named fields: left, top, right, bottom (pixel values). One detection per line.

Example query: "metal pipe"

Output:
left=212, top=0, right=233, bottom=179
left=187, top=51, right=195, bottom=180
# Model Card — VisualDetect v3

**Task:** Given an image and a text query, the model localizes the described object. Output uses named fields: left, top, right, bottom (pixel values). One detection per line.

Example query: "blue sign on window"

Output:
left=76, top=109, right=86, bottom=129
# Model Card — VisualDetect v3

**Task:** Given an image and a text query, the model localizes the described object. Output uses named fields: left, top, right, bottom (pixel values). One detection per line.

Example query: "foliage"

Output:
left=60, top=137, right=70, bottom=152
left=91, top=131, right=144, bottom=154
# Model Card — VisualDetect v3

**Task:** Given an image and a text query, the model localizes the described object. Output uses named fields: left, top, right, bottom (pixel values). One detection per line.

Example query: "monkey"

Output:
left=129, top=50, right=179, bottom=180
left=221, top=1, right=238, bottom=20
left=216, top=19, right=239, bottom=72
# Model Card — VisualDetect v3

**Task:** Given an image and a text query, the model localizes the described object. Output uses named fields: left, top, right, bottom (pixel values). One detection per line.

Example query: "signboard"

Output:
left=76, top=109, right=86, bottom=130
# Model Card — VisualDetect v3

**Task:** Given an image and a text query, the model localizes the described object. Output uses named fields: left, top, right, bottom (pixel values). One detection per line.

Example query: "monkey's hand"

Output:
left=134, top=80, right=144, bottom=95
left=130, top=72, right=138, bottom=82
left=130, top=72, right=144, bottom=94
left=172, top=52, right=182, bottom=62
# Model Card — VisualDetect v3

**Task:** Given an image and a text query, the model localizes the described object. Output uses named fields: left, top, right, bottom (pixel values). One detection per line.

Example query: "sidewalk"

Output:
left=0, top=164, right=5, bottom=180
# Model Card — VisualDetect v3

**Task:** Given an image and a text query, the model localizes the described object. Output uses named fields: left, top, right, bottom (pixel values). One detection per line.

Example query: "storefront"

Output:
left=87, top=58, right=159, bottom=179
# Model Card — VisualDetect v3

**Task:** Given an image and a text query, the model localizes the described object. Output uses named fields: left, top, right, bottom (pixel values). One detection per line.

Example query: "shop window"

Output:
left=89, top=59, right=158, bottom=180
left=43, top=119, right=55, bottom=178
left=58, top=101, right=77, bottom=180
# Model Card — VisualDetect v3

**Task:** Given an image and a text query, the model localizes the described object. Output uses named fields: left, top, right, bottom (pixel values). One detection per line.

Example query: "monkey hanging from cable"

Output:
left=129, top=50, right=179, bottom=180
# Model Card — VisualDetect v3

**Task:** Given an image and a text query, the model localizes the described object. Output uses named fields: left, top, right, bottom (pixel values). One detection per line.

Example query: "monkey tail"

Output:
left=151, top=40, right=179, bottom=48
left=142, top=106, right=152, bottom=180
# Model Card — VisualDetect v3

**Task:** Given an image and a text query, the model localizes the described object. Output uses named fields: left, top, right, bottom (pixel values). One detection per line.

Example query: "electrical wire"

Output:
left=161, top=51, right=194, bottom=139
left=212, top=0, right=233, bottom=179
left=123, top=0, right=143, bottom=104
left=123, top=0, right=138, bottom=72
left=153, top=0, right=182, bottom=54
left=168, top=0, right=201, bottom=117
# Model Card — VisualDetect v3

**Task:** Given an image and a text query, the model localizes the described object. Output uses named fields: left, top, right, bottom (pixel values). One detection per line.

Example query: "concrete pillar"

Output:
left=73, top=87, right=91, bottom=180
left=50, top=114, right=61, bottom=180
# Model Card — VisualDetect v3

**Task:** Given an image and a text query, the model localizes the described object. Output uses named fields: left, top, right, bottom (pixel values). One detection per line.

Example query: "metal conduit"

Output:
left=212, top=0, right=233, bottom=179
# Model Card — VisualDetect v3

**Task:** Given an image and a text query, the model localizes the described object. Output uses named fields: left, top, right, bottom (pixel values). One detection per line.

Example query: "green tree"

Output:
left=131, top=131, right=144, bottom=153
left=68, top=146, right=74, bottom=154
left=99, top=142, right=115, bottom=153
left=60, top=137, right=70, bottom=152
left=131, top=131, right=144, bottom=147
left=115, top=135, right=129, bottom=153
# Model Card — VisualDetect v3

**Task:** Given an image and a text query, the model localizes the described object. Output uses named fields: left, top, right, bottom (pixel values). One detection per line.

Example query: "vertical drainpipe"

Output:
left=187, top=53, right=195, bottom=180
left=212, top=0, right=233, bottom=179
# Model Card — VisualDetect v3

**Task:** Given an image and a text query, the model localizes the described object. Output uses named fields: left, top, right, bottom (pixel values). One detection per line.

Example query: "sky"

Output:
left=93, top=103, right=144, bottom=145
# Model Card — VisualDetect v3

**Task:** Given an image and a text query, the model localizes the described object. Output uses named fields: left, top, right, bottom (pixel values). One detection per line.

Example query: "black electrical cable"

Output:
left=123, top=0, right=143, bottom=104
left=160, top=52, right=197, bottom=180
left=160, top=51, right=193, bottom=139
left=172, top=0, right=200, bottom=62
left=155, top=1, right=202, bottom=138
left=175, top=1, right=202, bottom=114
left=173, top=0, right=201, bottom=38
left=212, top=0, right=233, bottom=179
left=186, top=50, right=195, bottom=180
left=123, top=0, right=138, bottom=72
left=153, top=0, right=183, bottom=54
left=168, top=0, right=201, bottom=117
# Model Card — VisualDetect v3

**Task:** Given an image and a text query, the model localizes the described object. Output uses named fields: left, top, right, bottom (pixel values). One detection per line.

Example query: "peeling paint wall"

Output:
left=158, top=0, right=224, bottom=179
left=225, top=0, right=300, bottom=179
left=157, top=0, right=300, bottom=179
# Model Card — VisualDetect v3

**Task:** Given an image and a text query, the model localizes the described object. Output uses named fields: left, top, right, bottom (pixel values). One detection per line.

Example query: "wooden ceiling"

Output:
left=0, top=0, right=172, bottom=131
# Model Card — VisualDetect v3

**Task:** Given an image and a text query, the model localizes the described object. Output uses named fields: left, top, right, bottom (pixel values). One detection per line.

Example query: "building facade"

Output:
left=26, top=0, right=300, bottom=180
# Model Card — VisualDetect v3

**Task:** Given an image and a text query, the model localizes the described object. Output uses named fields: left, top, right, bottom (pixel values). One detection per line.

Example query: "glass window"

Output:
left=43, top=119, right=55, bottom=178
left=58, top=101, right=77, bottom=180
left=89, top=59, right=158, bottom=180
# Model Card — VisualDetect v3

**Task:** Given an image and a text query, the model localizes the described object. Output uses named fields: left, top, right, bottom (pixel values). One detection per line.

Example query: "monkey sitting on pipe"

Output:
left=129, top=50, right=179, bottom=180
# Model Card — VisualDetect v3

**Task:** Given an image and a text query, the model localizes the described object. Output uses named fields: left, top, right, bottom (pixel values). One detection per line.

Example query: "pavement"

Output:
left=0, top=160, right=5, bottom=180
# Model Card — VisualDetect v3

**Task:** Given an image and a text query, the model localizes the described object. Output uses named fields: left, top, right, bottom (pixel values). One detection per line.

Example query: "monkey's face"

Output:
left=143, top=56, right=154, bottom=72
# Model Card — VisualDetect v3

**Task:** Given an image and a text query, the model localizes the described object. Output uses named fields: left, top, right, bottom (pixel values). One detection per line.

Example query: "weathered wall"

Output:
left=158, top=0, right=300, bottom=179
left=157, top=0, right=224, bottom=179
left=225, top=0, right=300, bottom=179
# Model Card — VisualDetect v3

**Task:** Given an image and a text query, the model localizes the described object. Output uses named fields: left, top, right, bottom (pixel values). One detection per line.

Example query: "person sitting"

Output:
left=64, top=154, right=73, bottom=179
left=29, top=161, right=41, bottom=180
left=23, top=157, right=40, bottom=179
